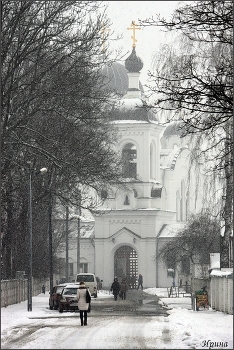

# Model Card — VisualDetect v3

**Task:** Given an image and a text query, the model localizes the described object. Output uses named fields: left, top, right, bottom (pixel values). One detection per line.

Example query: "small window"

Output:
left=80, top=263, right=88, bottom=273
left=124, top=195, right=130, bottom=205
left=122, top=143, right=137, bottom=178
left=101, top=189, right=108, bottom=200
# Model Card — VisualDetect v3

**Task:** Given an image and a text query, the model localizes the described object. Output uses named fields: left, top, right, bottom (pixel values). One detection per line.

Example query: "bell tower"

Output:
left=94, top=22, right=174, bottom=290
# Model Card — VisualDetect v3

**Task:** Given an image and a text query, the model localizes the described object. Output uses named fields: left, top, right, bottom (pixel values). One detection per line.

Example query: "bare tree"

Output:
left=158, top=212, right=220, bottom=278
left=139, top=0, right=233, bottom=268
left=1, top=1, right=123, bottom=278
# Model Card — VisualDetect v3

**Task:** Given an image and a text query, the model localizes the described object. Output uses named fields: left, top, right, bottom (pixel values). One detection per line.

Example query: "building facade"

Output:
left=57, top=46, right=205, bottom=289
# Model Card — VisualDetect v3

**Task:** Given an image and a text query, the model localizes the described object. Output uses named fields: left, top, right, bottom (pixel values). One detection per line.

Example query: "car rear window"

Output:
left=63, top=288, right=78, bottom=295
left=76, top=275, right=94, bottom=282
left=56, top=286, right=64, bottom=293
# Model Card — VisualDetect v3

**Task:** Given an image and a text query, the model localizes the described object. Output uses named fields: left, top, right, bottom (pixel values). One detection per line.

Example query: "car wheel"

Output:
left=58, top=304, right=63, bottom=313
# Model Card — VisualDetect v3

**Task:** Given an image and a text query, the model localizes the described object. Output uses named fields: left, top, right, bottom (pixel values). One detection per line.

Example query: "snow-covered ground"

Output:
left=1, top=287, right=233, bottom=349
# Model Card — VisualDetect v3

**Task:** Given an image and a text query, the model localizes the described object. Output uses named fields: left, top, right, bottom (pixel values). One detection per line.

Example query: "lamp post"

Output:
left=28, top=167, right=47, bottom=312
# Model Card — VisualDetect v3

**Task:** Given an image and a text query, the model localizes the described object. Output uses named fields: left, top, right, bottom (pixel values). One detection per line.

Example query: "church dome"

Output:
left=102, top=62, right=144, bottom=97
left=125, top=47, right=143, bottom=73
left=163, top=121, right=184, bottom=138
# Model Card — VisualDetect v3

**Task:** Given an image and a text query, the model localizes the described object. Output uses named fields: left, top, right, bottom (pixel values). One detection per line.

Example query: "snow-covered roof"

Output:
left=112, top=120, right=149, bottom=124
left=210, top=269, right=233, bottom=277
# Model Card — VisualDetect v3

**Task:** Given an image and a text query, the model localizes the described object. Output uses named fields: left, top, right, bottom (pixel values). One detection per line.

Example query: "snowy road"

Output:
left=2, top=313, right=171, bottom=349
left=1, top=288, right=233, bottom=349
left=1, top=290, right=171, bottom=349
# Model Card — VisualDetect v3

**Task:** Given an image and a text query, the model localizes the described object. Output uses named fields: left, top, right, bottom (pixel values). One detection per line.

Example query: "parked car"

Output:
left=76, top=273, right=98, bottom=298
left=58, top=284, right=80, bottom=313
left=49, top=283, right=74, bottom=310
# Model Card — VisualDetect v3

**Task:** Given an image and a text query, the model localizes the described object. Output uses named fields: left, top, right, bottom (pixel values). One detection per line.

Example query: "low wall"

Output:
left=1, top=278, right=49, bottom=308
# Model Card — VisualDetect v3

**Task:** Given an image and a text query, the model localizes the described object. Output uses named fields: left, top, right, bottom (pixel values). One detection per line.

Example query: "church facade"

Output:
left=56, top=43, right=205, bottom=290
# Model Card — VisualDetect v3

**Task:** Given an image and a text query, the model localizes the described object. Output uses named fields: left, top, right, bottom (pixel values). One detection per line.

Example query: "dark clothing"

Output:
left=120, top=280, right=128, bottom=300
left=110, top=279, right=120, bottom=301
left=137, top=274, right=143, bottom=290
left=79, top=310, right=87, bottom=326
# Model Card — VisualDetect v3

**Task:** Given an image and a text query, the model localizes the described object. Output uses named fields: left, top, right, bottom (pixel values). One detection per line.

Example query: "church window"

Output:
left=122, top=143, right=137, bottom=178
left=101, top=189, right=108, bottom=200
left=150, top=141, right=156, bottom=179
left=79, top=263, right=88, bottom=273
left=176, top=190, right=180, bottom=221
left=181, top=180, right=186, bottom=221
left=151, top=187, right=162, bottom=198
left=124, top=194, right=130, bottom=205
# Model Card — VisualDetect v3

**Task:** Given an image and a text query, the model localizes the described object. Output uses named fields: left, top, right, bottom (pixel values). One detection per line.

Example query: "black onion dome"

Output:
left=125, top=47, right=143, bottom=73
left=102, top=62, right=144, bottom=96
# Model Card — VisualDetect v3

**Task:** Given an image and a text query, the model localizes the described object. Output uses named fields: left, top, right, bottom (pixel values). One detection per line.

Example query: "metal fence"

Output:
left=1, top=278, right=49, bottom=308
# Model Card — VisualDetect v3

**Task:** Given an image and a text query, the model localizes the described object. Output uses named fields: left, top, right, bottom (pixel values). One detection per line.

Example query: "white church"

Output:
left=56, top=32, right=206, bottom=290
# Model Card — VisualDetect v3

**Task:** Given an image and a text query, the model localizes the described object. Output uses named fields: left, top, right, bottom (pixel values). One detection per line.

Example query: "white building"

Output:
left=57, top=46, right=206, bottom=290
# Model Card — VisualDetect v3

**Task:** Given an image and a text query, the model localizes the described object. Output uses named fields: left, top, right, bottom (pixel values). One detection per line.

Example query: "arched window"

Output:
left=122, top=143, right=137, bottom=178
left=181, top=180, right=186, bottom=221
left=176, top=190, right=180, bottom=221
left=124, top=194, right=130, bottom=205
left=150, top=141, right=156, bottom=180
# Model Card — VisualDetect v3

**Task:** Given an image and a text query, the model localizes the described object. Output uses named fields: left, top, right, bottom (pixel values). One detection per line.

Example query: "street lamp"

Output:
left=28, top=167, right=47, bottom=312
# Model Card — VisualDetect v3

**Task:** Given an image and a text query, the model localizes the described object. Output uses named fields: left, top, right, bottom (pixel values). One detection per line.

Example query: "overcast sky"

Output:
left=104, top=1, right=184, bottom=85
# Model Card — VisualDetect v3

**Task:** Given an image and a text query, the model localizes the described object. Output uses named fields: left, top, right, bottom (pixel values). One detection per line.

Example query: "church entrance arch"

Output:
left=114, top=246, right=138, bottom=289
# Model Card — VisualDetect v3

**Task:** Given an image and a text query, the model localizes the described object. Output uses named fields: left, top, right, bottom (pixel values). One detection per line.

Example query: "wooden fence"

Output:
left=209, top=272, right=233, bottom=314
left=1, top=278, right=49, bottom=308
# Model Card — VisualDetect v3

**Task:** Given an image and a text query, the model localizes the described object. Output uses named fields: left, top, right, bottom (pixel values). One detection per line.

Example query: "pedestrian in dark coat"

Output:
left=110, top=277, right=120, bottom=301
left=137, top=274, right=143, bottom=290
left=120, top=278, right=128, bottom=299
left=77, top=281, right=91, bottom=326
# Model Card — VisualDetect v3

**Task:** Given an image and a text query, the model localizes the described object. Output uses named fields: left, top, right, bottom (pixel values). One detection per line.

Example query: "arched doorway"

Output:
left=114, top=245, right=138, bottom=289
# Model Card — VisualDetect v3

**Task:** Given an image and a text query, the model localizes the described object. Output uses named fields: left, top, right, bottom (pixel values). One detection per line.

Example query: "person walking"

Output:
left=137, top=274, right=143, bottom=290
left=120, top=278, right=128, bottom=300
left=77, top=281, right=91, bottom=326
left=110, top=277, right=120, bottom=301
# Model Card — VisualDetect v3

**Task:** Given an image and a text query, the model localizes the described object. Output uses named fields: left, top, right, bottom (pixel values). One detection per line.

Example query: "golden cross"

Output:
left=100, top=23, right=111, bottom=53
left=127, top=21, right=141, bottom=48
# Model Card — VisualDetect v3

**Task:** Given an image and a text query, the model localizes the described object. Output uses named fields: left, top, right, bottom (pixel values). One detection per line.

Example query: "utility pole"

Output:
left=77, top=215, right=80, bottom=274
left=48, top=192, right=53, bottom=295
left=27, top=166, right=47, bottom=311
left=77, top=191, right=81, bottom=274
left=66, top=205, right=69, bottom=281
left=28, top=171, right=33, bottom=312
